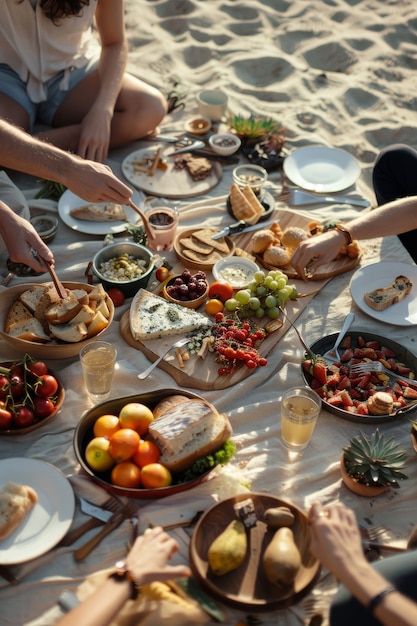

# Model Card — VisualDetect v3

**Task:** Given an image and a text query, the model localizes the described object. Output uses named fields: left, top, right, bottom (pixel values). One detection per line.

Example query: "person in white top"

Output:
left=0, top=0, right=167, bottom=162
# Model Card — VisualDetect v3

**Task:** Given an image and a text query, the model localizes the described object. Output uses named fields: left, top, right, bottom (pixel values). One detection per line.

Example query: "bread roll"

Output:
left=281, top=227, right=308, bottom=252
left=263, top=245, right=291, bottom=267
left=0, top=482, right=38, bottom=541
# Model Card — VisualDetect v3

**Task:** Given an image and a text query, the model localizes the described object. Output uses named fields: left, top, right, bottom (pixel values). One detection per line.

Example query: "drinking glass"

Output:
left=79, top=341, right=117, bottom=403
left=142, top=198, right=179, bottom=251
left=280, top=387, right=321, bottom=451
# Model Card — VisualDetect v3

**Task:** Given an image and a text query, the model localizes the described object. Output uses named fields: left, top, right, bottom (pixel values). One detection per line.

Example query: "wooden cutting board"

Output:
left=119, top=209, right=362, bottom=390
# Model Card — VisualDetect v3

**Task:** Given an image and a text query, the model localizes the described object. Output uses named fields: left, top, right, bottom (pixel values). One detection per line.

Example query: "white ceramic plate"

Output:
left=283, top=145, right=361, bottom=192
left=350, top=261, right=417, bottom=326
left=58, top=189, right=144, bottom=235
left=212, top=256, right=259, bottom=288
left=121, top=144, right=222, bottom=198
left=0, top=458, right=74, bottom=564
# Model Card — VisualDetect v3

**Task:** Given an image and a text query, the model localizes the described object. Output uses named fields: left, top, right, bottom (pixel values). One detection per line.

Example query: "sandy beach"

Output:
left=125, top=0, right=417, bottom=199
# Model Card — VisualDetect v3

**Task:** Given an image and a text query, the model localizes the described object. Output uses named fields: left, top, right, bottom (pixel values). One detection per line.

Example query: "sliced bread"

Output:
left=7, top=318, right=51, bottom=343
left=5, top=301, right=33, bottom=333
left=0, top=482, right=38, bottom=541
left=364, top=275, right=413, bottom=311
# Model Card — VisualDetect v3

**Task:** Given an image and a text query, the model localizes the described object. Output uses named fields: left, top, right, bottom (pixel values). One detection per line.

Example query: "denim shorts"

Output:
left=0, top=57, right=99, bottom=130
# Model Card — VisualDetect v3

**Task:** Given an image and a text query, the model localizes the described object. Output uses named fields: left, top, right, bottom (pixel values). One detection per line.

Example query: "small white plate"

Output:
left=0, top=458, right=74, bottom=564
left=212, top=256, right=259, bottom=288
left=283, top=145, right=360, bottom=192
left=58, top=189, right=144, bottom=235
left=350, top=261, right=417, bottom=326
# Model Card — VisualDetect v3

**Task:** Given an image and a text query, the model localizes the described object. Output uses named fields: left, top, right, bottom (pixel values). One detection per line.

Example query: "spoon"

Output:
left=166, top=140, right=206, bottom=156
left=128, top=200, right=156, bottom=241
left=322, top=312, right=355, bottom=364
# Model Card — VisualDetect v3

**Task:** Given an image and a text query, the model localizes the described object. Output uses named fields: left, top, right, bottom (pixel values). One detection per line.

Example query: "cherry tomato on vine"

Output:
left=0, top=406, right=12, bottom=429
left=13, top=407, right=35, bottom=428
left=33, top=397, right=55, bottom=418
left=36, top=374, right=58, bottom=397
left=9, top=375, right=24, bottom=399
left=28, top=361, right=48, bottom=377
left=0, top=375, right=9, bottom=400
left=208, top=281, right=234, bottom=303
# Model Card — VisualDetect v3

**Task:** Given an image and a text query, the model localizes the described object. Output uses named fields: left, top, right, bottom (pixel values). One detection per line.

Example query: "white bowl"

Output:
left=212, top=256, right=259, bottom=289
left=208, top=133, right=241, bottom=156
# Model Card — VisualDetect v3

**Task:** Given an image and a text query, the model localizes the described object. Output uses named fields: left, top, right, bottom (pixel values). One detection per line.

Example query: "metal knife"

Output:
left=212, top=219, right=276, bottom=240
left=59, top=498, right=113, bottom=547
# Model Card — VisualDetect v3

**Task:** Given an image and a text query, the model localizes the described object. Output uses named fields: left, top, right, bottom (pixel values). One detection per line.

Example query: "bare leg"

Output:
left=0, top=93, right=30, bottom=131
left=36, top=72, right=167, bottom=154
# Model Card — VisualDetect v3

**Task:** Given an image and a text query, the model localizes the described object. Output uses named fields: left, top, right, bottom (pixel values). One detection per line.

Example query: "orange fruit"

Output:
left=205, top=298, right=224, bottom=316
left=93, top=414, right=121, bottom=438
left=119, top=402, right=154, bottom=436
left=132, top=440, right=161, bottom=468
left=108, top=428, right=140, bottom=463
left=111, top=461, right=141, bottom=488
left=140, top=463, right=172, bottom=489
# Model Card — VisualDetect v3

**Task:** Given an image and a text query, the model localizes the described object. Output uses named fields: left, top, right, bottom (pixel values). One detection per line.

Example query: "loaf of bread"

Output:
left=147, top=397, right=232, bottom=473
left=0, top=482, right=38, bottom=542
left=364, top=275, right=412, bottom=311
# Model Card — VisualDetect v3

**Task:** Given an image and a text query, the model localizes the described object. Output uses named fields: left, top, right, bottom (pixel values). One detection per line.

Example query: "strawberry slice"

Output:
left=313, top=362, right=327, bottom=386
left=403, top=387, right=417, bottom=399
left=381, top=346, right=397, bottom=358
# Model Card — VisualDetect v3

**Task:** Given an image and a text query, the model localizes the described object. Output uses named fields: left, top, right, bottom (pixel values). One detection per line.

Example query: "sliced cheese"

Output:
left=130, top=289, right=212, bottom=340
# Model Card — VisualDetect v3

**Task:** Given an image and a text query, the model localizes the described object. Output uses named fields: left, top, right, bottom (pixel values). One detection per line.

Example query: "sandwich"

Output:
left=0, top=482, right=38, bottom=542
left=364, top=275, right=413, bottom=311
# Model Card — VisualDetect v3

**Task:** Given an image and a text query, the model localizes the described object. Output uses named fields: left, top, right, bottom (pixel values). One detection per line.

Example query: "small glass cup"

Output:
left=232, top=164, right=268, bottom=200
left=79, top=341, right=117, bottom=403
left=142, top=198, right=179, bottom=252
left=280, top=387, right=321, bottom=451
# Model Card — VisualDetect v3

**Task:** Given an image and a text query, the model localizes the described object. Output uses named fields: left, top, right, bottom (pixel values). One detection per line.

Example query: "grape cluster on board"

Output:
left=224, top=269, right=298, bottom=319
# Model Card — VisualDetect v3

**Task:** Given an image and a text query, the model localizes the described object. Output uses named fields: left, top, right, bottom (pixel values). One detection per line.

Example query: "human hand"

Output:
left=308, top=502, right=367, bottom=581
left=66, top=156, right=133, bottom=205
left=77, top=107, right=113, bottom=162
left=291, top=230, right=344, bottom=280
left=125, top=526, right=191, bottom=586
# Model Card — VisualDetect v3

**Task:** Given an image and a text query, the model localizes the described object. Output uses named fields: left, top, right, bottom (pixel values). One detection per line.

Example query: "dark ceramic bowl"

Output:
left=92, top=242, right=155, bottom=298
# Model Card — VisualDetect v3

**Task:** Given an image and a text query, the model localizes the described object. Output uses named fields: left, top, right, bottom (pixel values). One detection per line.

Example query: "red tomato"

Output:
left=28, top=361, right=48, bottom=377
left=0, top=407, right=12, bottom=429
left=13, top=407, right=35, bottom=428
left=33, top=397, right=55, bottom=418
left=36, top=374, right=58, bottom=398
left=0, top=375, right=9, bottom=400
left=9, top=375, right=24, bottom=399
left=106, top=288, right=125, bottom=307
left=155, top=267, right=170, bottom=282
left=208, top=281, right=234, bottom=303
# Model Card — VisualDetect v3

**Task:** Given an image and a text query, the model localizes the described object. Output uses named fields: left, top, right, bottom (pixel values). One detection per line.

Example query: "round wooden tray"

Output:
left=189, top=493, right=320, bottom=611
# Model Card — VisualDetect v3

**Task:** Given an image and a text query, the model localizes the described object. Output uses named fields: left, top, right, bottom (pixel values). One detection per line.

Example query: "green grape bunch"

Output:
left=224, top=269, right=298, bottom=319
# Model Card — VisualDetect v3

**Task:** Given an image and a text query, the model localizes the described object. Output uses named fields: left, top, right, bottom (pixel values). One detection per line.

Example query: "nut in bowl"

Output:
left=208, top=133, right=241, bottom=156
left=162, top=269, right=209, bottom=309
left=92, top=242, right=155, bottom=298
left=0, top=281, right=114, bottom=359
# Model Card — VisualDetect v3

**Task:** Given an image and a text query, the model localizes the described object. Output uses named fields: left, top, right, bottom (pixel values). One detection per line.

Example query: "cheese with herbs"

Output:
left=130, top=289, right=212, bottom=340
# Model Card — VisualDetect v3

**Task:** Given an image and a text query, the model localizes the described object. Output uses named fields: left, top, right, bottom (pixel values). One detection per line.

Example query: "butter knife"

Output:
left=212, top=219, right=276, bottom=240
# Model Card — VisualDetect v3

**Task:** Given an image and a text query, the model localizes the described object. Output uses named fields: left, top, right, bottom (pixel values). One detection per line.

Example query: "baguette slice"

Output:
left=69, top=203, right=127, bottom=222
left=8, top=318, right=51, bottom=343
left=0, top=482, right=38, bottom=542
left=364, top=275, right=413, bottom=311
left=5, top=301, right=32, bottom=333
left=148, top=399, right=232, bottom=473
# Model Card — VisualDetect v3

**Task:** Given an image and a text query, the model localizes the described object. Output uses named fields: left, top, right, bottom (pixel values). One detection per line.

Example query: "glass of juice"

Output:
left=79, top=341, right=117, bottom=403
left=280, top=387, right=321, bottom=451
left=143, top=199, right=179, bottom=251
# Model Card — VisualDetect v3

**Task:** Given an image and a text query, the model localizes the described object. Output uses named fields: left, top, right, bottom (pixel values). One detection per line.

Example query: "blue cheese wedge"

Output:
left=130, top=289, right=212, bottom=340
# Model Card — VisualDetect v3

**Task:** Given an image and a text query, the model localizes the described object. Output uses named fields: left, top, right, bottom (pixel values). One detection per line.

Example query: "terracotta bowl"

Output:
left=174, top=228, right=235, bottom=271
left=73, top=389, right=220, bottom=499
left=0, top=282, right=114, bottom=360
left=340, top=452, right=390, bottom=497
left=162, top=274, right=209, bottom=309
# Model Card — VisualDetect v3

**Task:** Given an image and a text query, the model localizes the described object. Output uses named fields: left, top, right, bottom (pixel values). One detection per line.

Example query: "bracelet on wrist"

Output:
left=110, top=560, right=141, bottom=600
left=367, top=585, right=396, bottom=614
left=334, top=223, right=353, bottom=246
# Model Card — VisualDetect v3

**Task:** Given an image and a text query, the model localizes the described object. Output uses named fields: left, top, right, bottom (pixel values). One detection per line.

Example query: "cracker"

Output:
left=182, top=248, right=223, bottom=264
left=192, top=229, right=230, bottom=253
left=180, top=237, right=214, bottom=255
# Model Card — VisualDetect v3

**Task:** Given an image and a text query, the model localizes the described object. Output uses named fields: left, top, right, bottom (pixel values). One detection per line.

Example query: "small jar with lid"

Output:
left=232, top=164, right=268, bottom=200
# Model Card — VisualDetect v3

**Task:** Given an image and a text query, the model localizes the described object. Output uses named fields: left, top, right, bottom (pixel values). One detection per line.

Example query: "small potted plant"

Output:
left=410, top=419, right=417, bottom=454
left=340, top=429, right=408, bottom=497
left=226, top=114, right=286, bottom=170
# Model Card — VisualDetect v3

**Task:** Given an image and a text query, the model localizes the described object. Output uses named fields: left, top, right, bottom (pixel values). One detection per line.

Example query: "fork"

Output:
left=349, top=361, right=417, bottom=388
left=60, top=495, right=122, bottom=547
left=322, top=313, right=355, bottom=364
left=137, top=336, right=190, bottom=379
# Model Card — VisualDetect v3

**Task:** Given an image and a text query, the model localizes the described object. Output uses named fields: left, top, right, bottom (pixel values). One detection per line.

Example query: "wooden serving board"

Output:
left=119, top=209, right=361, bottom=390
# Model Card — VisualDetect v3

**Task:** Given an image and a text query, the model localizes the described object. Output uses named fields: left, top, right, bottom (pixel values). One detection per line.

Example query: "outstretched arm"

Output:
left=0, top=120, right=133, bottom=204
left=55, top=526, right=191, bottom=626
left=291, top=197, right=417, bottom=279
left=309, top=502, right=417, bottom=626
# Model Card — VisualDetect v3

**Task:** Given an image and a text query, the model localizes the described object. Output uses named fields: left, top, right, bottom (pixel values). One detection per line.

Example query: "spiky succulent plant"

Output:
left=226, top=114, right=285, bottom=140
left=343, top=429, right=408, bottom=488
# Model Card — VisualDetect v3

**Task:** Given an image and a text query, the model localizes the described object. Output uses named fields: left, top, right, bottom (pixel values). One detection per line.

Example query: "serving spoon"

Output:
left=127, top=199, right=156, bottom=241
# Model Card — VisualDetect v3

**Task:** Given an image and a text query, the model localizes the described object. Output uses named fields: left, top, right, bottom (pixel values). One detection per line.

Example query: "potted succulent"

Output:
left=410, top=419, right=417, bottom=454
left=226, top=114, right=286, bottom=170
left=340, top=429, right=408, bottom=497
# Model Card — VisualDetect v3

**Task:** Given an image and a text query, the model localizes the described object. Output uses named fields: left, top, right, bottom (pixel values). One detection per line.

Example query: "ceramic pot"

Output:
left=340, top=453, right=390, bottom=497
